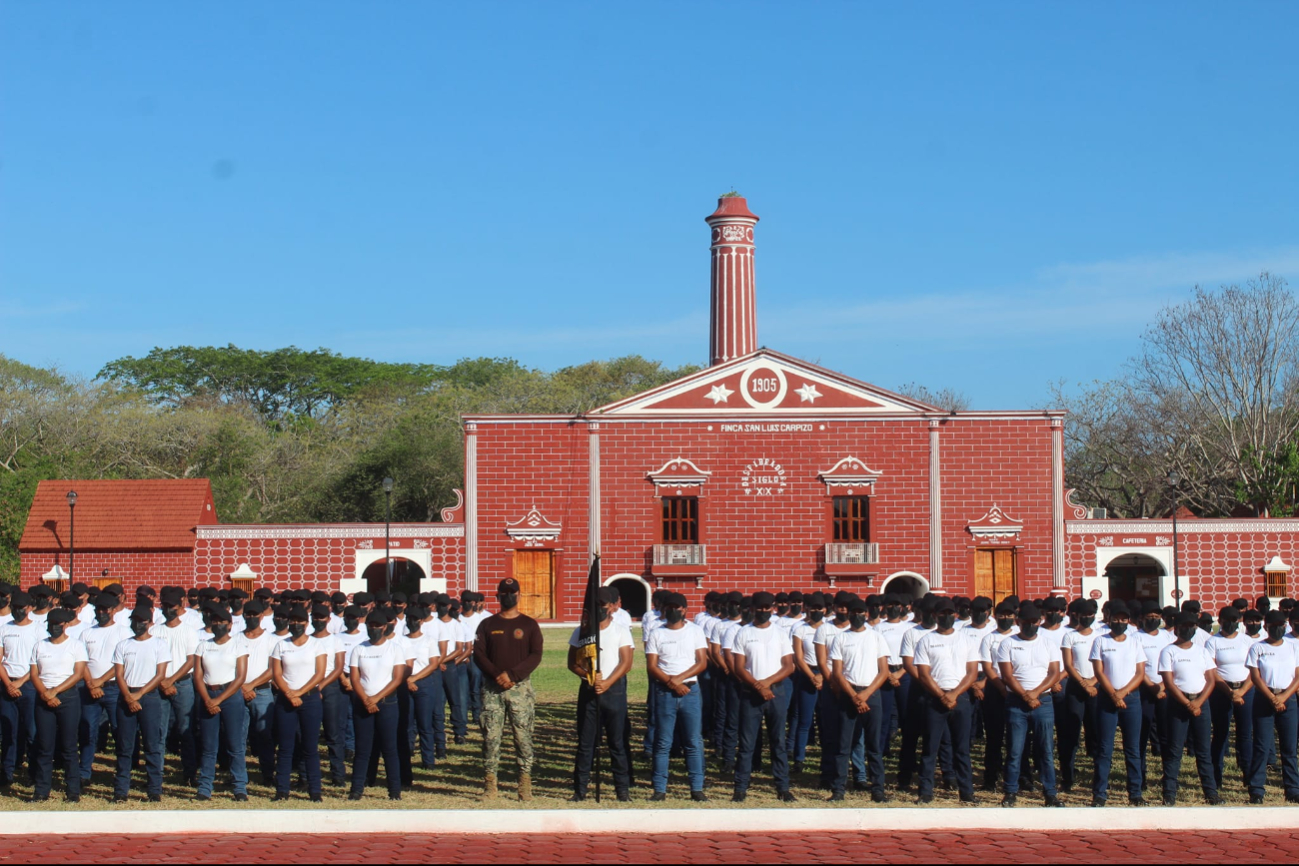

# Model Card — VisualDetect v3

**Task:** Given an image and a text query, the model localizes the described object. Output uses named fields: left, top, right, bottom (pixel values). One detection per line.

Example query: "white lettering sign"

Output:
left=719, top=423, right=815, bottom=433
left=742, top=458, right=788, bottom=496
left=1121, top=538, right=1148, bottom=545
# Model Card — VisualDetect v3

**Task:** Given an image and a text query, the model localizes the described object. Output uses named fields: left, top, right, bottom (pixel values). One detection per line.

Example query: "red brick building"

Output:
left=17, top=196, right=1299, bottom=619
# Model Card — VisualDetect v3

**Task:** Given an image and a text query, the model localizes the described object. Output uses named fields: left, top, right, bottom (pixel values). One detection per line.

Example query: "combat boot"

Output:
left=483, top=774, right=499, bottom=800
left=519, top=772, right=533, bottom=802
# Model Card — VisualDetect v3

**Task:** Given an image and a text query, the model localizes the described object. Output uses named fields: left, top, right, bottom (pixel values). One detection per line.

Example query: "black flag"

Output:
left=577, top=554, right=602, bottom=686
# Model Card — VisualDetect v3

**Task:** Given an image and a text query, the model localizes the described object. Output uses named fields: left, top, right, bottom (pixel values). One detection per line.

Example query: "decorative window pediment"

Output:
left=648, top=457, right=712, bottom=497
left=967, top=505, right=1024, bottom=542
left=505, top=505, right=562, bottom=546
left=818, top=457, right=882, bottom=495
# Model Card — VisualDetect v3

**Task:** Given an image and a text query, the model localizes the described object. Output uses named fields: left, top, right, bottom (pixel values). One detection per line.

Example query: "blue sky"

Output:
left=2, top=3, right=1297, bottom=409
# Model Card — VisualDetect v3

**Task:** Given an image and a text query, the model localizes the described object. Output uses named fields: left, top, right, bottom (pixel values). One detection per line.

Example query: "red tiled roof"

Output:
left=19, top=479, right=218, bottom=552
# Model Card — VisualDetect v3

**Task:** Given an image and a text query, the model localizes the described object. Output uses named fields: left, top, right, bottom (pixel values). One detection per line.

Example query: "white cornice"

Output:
left=197, top=524, right=463, bottom=541
left=1068, top=520, right=1299, bottom=535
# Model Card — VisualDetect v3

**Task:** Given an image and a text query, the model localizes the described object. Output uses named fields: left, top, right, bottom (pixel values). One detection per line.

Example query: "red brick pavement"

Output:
left=0, top=831, right=1287, bottom=864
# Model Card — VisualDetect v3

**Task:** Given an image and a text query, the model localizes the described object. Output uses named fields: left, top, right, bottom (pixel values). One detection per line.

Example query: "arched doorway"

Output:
left=362, top=557, right=427, bottom=598
left=1104, top=554, right=1165, bottom=605
left=608, top=576, right=650, bottom=619
left=879, top=571, right=930, bottom=600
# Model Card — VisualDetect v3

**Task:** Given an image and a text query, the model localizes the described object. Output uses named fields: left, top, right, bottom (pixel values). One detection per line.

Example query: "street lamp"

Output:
left=66, top=490, right=78, bottom=581
left=1168, top=470, right=1181, bottom=609
left=382, top=477, right=394, bottom=595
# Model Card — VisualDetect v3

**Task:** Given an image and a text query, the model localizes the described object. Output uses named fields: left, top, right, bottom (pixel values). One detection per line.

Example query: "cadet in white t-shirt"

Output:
left=237, top=600, right=277, bottom=784
left=269, top=605, right=328, bottom=800
left=567, top=587, right=635, bottom=801
left=345, top=611, right=409, bottom=801
left=309, top=603, right=349, bottom=785
left=111, top=607, right=172, bottom=801
left=192, top=606, right=249, bottom=801
left=645, top=591, right=710, bottom=800
left=1159, top=612, right=1220, bottom=804
left=995, top=602, right=1062, bottom=806
left=153, top=590, right=200, bottom=785
left=0, top=591, right=40, bottom=787
left=827, top=599, right=889, bottom=801
left=29, top=609, right=87, bottom=802
left=913, top=599, right=980, bottom=803
left=1058, top=599, right=1100, bottom=793
left=401, top=605, right=443, bottom=774
left=1205, top=605, right=1254, bottom=791
left=1087, top=600, right=1146, bottom=805
left=978, top=602, right=1019, bottom=791
left=729, top=591, right=795, bottom=801
left=1245, top=610, right=1299, bottom=801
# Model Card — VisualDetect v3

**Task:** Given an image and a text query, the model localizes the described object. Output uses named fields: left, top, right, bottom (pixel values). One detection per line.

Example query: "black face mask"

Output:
left=499, top=592, right=519, bottom=611
left=272, top=618, right=289, bottom=632
left=788, top=604, right=802, bottom=617
left=1269, top=625, right=1288, bottom=641
left=1046, top=612, right=1063, bottom=626
left=806, top=610, right=825, bottom=624
left=664, top=608, right=685, bottom=625
left=313, top=618, right=330, bottom=633
left=130, top=620, right=150, bottom=637
left=1245, top=621, right=1263, bottom=636
left=11, top=607, right=28, bottom=623
left=48, top=624, right=65, bottom=639
left=229, top=600, right=245, bottom=615
left=1143, top=617, right=1163, bottom=633
left=936, top=614, right=956, bottom=631
left=1110, top=622, right=1128, bottom=637
left=344, top=616, right=360, bottom=632
left=597, top=606, right=610, bottom=623
left=754, top=610, right=772, bottom=625
left=163, top=606, right=181, bottom=622
left=886, top=605, right=903, bottom=620
left=741, top=611, right=754, bottom=625
left=849, top=613, right=867, bottom=630
left=1019, top=623, right=1039, bottom=639
left=212, top=623, right=231, bottom=639
left=834, top=611, right=848, bottom=624
left=436, top=605, right=450, bottom=618
left=776, top=606, right=789, bottom=618
left=971, top=611, right=990, bottom=627
left=361, top=626, right=383, bottom=642
left=94, top=609, right=112, bottom=627
left=332, top=603, right=346, bottom=616
left=1077, top=616, right=1095, bottom=630
left=244, top=615, right=261, bottom=631
left=288, top=623, right=307, bottom=639
left=385, top=622, right=396, bottom=636
left=995, top=617, right=1015, bottom=631
left=406, top=618, right=422, bottom=634
left=1219, top=619, right=1239, bottom=636
left=1176, top=626, right=1197, bottom=643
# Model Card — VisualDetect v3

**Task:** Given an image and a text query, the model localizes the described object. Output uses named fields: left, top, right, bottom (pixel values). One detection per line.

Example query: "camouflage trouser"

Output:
left=482, top=678, right=536, bottom=775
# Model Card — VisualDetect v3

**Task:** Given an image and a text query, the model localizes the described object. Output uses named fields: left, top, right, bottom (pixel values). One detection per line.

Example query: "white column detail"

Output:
left=588, top=422, right=601, bottom=564
left=1051, top=419, right=1066, bottom=595
left=465, top=423, right=479, bottom=593
left=929, top=419, right=943, bottom=593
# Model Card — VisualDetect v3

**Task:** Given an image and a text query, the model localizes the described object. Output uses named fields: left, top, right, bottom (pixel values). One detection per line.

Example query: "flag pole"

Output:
left=590, top=553, right=602, bottom=804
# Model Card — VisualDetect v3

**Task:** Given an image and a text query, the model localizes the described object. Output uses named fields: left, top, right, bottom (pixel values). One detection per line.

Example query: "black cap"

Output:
left=71, top=582, right=89, bottom=596
left=374, top=591, right=391, bottom=604
left=136, top=585, right=156, bottom=598
left=331, top=591, right=348, bottom=604
left=1219, top=606, right=1241, bottom=621
left=228, top=588, right=249, bottom=600
left=1108, top=600, right=1131, bottom=619
left=343, top=605, right=366, bottom=619
left=10, top=591, right=31, bottom=609
left=160, top=588, right=184, bottom=606
left=668, top=592, right=689, bottom=608
left=311, top=604, right=331, bottom=620
left=788, top=591, right=804, bottom=603
left=310, top=591, right=330, bottom=604
left=1174, top=612, right=1199, bottom=628
left=47, top=608, right=76, bottom=625
left=129, top=606, right=154, bottom=623
left=353, top=592, right=373, bottom=607
left=806, top=592, right=826, bottom=608
left=994, top=600, right=1017, bottom=616
left=935, top=598, right=957, bottom=614
left=29, top=584, right=53, bottom=598
left=253, top=588, right=274, bottom=600
left=1265, top=610, right=1288, bottom=628
left=752, top=591, right=776, bottom=608
left=847, top=599, right=868, bottom=614
left=726, top=591, right=743, bottom=605
left=597, top=587, right=620, bottom=606
left=833, top=591, right=854, bottom=608
left=1181, top=599, right=1202, bottom=614
left=971, top=596, right=994, bottom=612
left=406, top=605, right=428, bottom=621
left=497, top=578, right=521, bottom=594
left=59, top=591, right=79, bottom=608
left=92, top=594, right=115, bottom=610
left=1140, top=600, right=1162, bottom=616
left=391, top=592, right=407, bottom=605
left=1018, top=602, right=1042, bottom=621
left=1077, top=599, right=1098, bottom=616
left=207, top=605, right=232, bottom=623
left=365, top=611, right=389, bottom=628
left=286, top=605, right=310, bottom=621
left=242, top=600, right=266, bottom=617
left=775, top=592, right=789, bottom=604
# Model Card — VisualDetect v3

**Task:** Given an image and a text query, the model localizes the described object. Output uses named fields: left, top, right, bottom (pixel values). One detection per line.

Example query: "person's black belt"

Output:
left=1183, top=691, right=1202, bottom=701
left=1225, top=680, right=1247, bottom=690
left=888, top=664, right=904, bottom=673
left=205, top=682, right=233, bottom=693
left=254, top=684, right=271, bottom=692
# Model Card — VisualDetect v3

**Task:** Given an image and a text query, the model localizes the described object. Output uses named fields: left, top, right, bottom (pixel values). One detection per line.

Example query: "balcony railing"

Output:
left=825, top=542, right=880, bottom=565
left=653, top=544, right=707, bottom=566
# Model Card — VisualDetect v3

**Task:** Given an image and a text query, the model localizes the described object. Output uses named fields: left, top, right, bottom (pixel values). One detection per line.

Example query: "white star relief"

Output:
left=796, top=383, right=822, bottom=403
left=705, top=384, right=734, bottom=405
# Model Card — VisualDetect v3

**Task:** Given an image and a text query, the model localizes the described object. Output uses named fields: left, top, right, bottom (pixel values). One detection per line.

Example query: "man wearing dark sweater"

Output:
left=473, top=578, right=544, bottom=801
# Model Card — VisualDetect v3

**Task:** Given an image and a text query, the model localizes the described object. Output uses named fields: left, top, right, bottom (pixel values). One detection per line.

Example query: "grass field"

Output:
left=0, top=627, right=1287, bottom=810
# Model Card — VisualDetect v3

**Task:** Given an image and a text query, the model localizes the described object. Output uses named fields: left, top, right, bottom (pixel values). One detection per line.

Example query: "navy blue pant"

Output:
left=1059, top=679, right=1098, bottom=789
left=321, top=681, right=348, bottom=783
left=896, top=672, right=926, bottom=785
left=877, top=680, right=899, bottom=755
left=410, top=671, right=443, bottom=768
left=787, top=670, right=819, bottom=762
left=1209, top=686, right=1253, bottom=790
left=444, top=663, right=468, bottom=739
left=467, top=660, right=485, bottom=725
left=114, top=690, right=163, bottom=798
left=920, top=691, right=973, bottom=798
left=734, top=679, right=790, bottom=794
left=1249, top=692, right=1299, bottom=798
left=816, top=681, right=842, bottom=785
left=352, top=695, right=401, bottom=798
left=1138, top=687, right=1167, bottom=784
left=78, top=681, right=119, bottom=781
left=981, top=684, right=1009, bottom=787
left=718, top=676, right=741, bottom=768
left=1094, top=694, right=1143, bottom=802
left=698, top=668, right=714, bottom=742
left=575, top=679, right=632, bottom=794
left=833, top=688, right=883, bottom=795
left=34, top=692, right=81, bottom=799
left=274, top=690, right=322, bottom=796
left=1163, top=697, right=1216, bottom=800
left=1004, top=694, right=1057, bottom=797
left=0, top=680, right=36, bottom=784
left=196, top=687, right=248, bottom=798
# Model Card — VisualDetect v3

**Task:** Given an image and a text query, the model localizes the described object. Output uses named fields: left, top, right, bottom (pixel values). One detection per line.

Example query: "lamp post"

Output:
left=383, top=477, right=394, bottom=595
left=1168, top=471, right=1181, bottom=608
left=66, top=490, right=78, bottom=581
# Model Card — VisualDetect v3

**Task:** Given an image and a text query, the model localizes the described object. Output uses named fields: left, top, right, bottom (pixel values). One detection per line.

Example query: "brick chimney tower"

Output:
left=706, top=193, right=760, bottom=366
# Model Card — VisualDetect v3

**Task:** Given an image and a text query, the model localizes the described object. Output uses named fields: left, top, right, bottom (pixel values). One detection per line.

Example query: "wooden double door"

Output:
left=512, top=550, right=555, bottom=620
left=973, top=548, right=1017, bottom=604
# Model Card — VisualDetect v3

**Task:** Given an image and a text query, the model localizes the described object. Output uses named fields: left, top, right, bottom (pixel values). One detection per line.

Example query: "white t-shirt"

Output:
left=1159, top=642, right=1215, bottom=694
left=813, top=621, right=849, bottom=658
left=1246, top=639, right=1299, bottom=691
left=81, top=623, right=132, bottom=680
left=150, top=622, right=200, bottom=679
left=792, top=621, right=820, bottom=668
left=960, top=620, right=998, bottom=646
left=875, top=620, right=912, bottom=666
left=1038, top=625, right=1068, bottom=659
left=899, top=624, right=935, bottom=661
left=311, top=633, right=342, bottom=678
left=345, top=639, right=407, bottom=695
left=399, top=632, right=432, bottom=675
left=1061, top=629, right=1100, bottom=679
left=716, top=620, right=744, bottom=652
left=828, top=628, right=889, bottom=688
left=112, top=636, right=172, bottom=689
left=1136, top=629, right=1175, bottom=684
left=731, top=623, right=793, bottom=681
left=913, top=630, right=979, bottom=690
left=195, top=637, right=247, bottom=686
left=30, top=638, right=88, bottom=690
left=979, top=628, right=1018, bottom=677
left=1089, top=634, right=1144, bottom=687
left=611, top=609, right=633, bottom=632
left=568, top=623, right=634, bottom=679
left=1207, top=631, right=1254, bottom=683
left=336, top=629, right=367, bottom=664
left=240, top=630, right=279, bottom=683
left=996, top=634, right=1056, bottom=692
left=271, top=636, right=328, bottom=690
left=645, top=622, right=707, bottom=683
left=0, top=622, right=41, bottom=679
